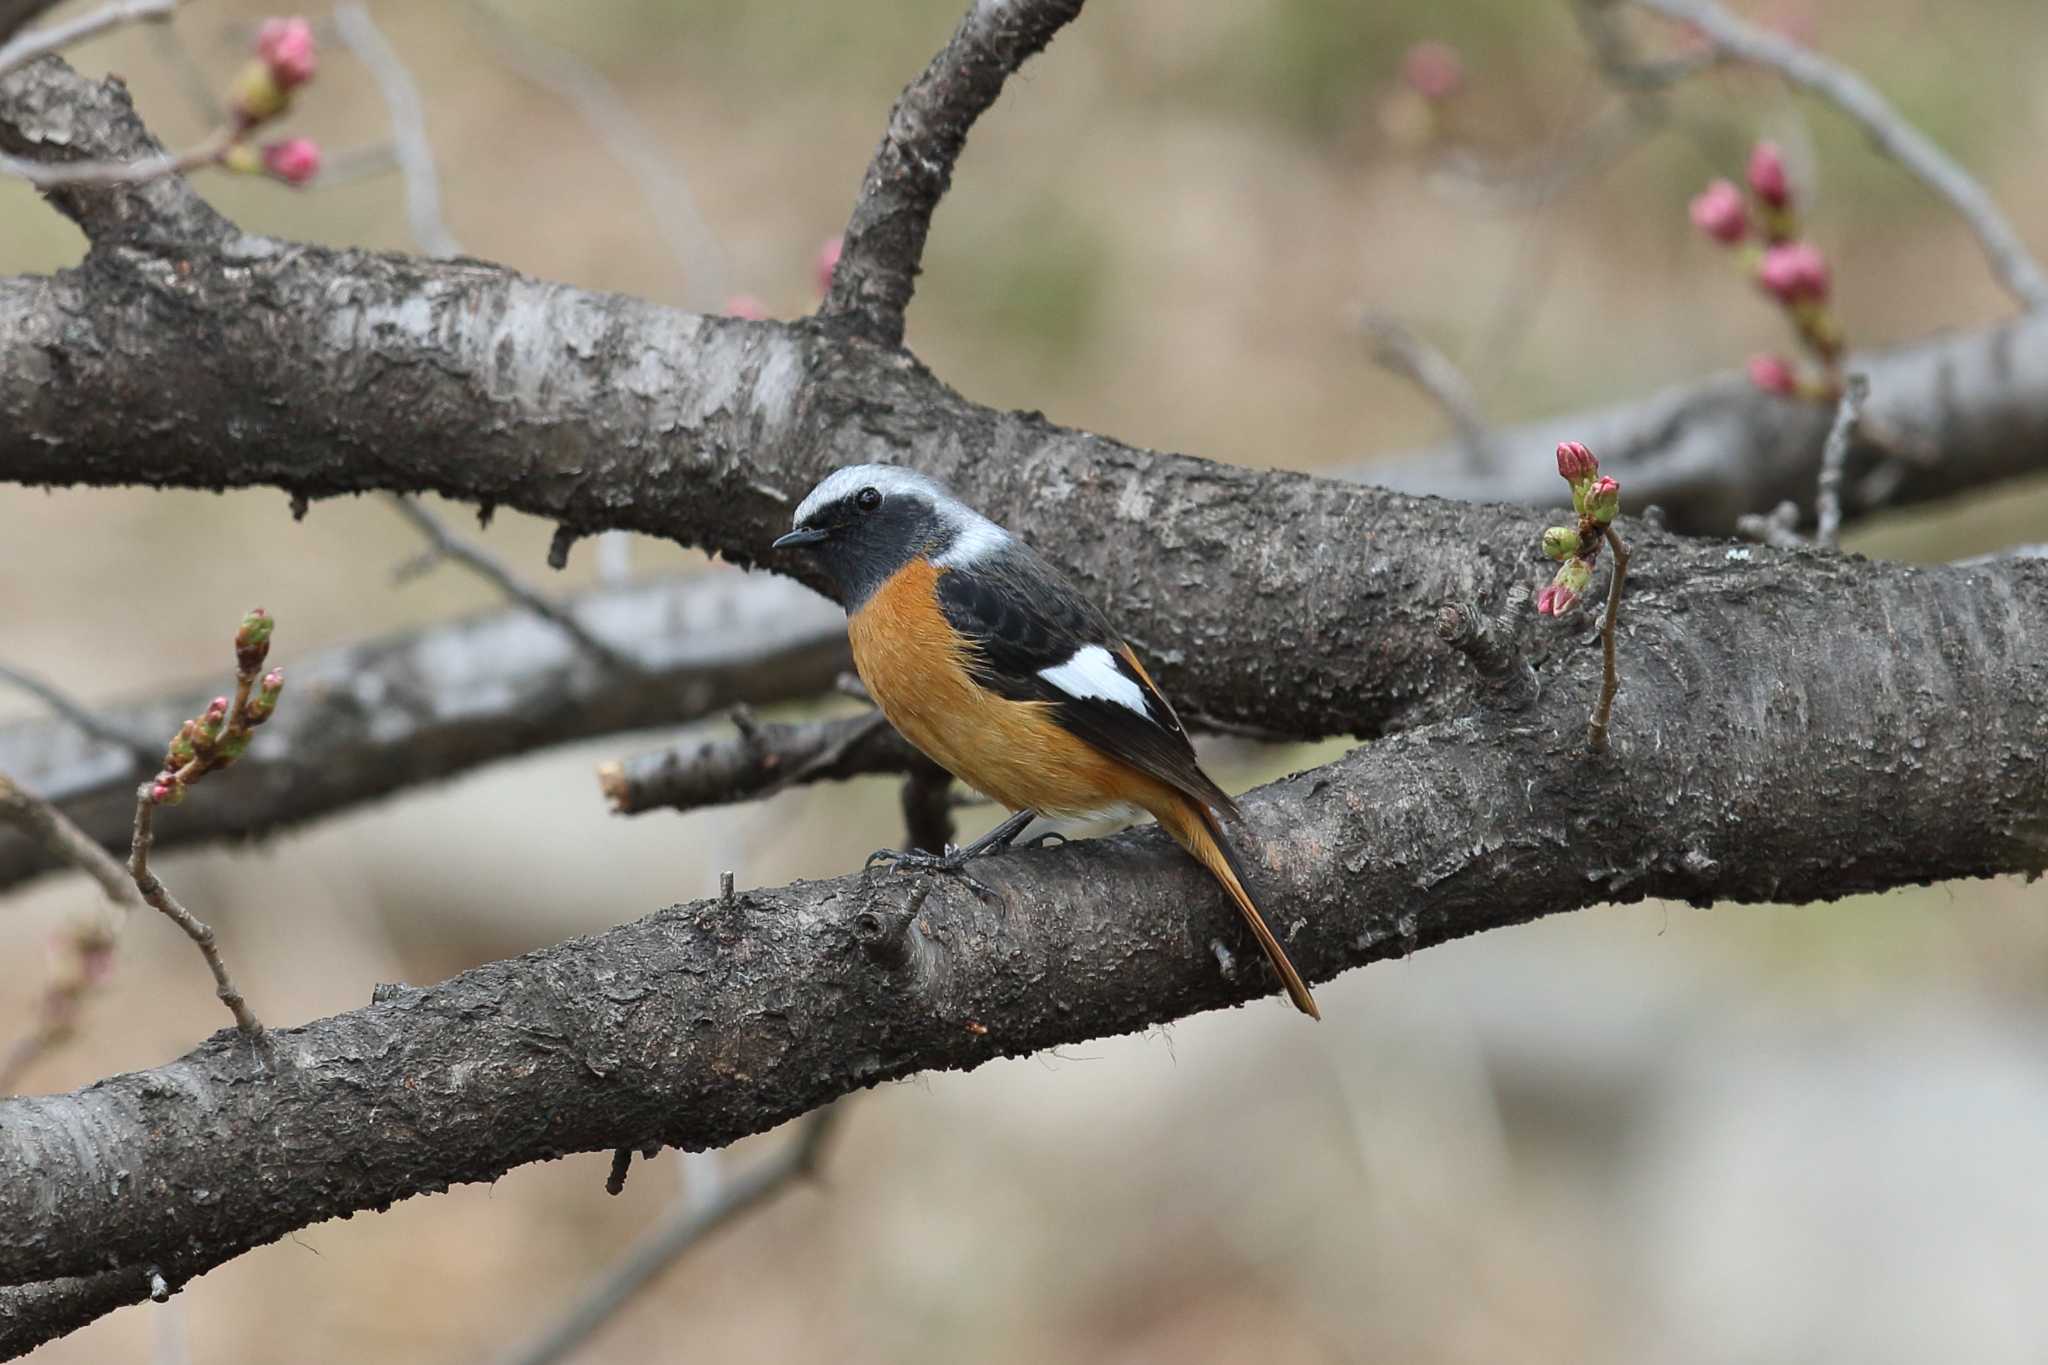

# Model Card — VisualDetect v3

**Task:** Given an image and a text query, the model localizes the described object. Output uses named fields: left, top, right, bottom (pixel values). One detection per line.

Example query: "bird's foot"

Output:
left=864, top=844, right=996, bottom=900
left=1022, top=830, right=1067, bottom=850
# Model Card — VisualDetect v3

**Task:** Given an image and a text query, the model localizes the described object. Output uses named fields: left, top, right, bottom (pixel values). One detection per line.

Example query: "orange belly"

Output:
left=847, top=557, right=1166, bottom=818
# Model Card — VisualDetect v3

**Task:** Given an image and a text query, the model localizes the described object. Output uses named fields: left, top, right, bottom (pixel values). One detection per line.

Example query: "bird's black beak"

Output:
left=772, top=527, right=830, bottom=550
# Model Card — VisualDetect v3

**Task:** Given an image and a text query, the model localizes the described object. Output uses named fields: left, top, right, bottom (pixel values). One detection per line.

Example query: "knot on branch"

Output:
left=1436, top=589, right=1539, bottom=710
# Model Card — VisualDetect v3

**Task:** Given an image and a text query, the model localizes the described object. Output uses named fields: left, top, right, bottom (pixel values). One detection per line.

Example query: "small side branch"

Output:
left=598, top=709, right=928, bottom=817
left=819, top=0, right=1086, bottom=346
left=1587, top=527, right=1631, bottom=753
left=127, top=798, right=264, bottom=1043
left=1631, top=0, right=2048, bottom=312
left=1359, top=313, right=1495, bottom=472
left=1813, top=373, right=1869, bottom=548
left=0, top=664, right=156, bottom=770
left=497, top=1106, right=842, bottom=1365
left=387, top=495, right=637, bottom=674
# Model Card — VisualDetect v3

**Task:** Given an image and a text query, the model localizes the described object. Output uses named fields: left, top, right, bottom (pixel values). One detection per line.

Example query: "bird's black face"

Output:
left=774, top=477, right=942, bottom=610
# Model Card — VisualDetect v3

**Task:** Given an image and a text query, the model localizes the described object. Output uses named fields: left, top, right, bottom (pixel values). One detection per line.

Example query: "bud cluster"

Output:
left=1688, top=141, right=1847, bottom=401
left=147, top=609, right=288, bottom=806
left=214, top=17, right=323, bottom=188
left=1537, top=442, right=1622, bottom=616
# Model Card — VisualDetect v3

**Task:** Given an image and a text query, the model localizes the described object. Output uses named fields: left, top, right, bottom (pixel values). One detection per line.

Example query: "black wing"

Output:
left=934, top=547, right=1231, bottom=813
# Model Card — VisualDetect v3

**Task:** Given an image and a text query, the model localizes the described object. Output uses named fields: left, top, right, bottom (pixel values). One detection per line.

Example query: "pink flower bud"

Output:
left=1746, top=140, right=1789, bottom=208
left=1400, top=40, right=1464, bottom=101
left=1555, top=440, right=1598, bottom=482
left=815, top=235, right=842, bottom=296
left=723, top=294, right=769, bottom=321
left=1688, top=178, right=1748, bottom=244
left=150, top=780, right=177, bottom=805
left=206, top=697, right=230, bottom=719
left=256, top=17, right=317, bottom=90
left=1747, top=353, right=1798, bottom=395
left=1757, top=241, right=1829, bottom=302
left=261, top=137, right=321, bottom=187
left=1587, top=475, right=1621, bottom=524
left=1536, top=583, right=1577, bottom=616
left=262, top=668, right=285, bottom=691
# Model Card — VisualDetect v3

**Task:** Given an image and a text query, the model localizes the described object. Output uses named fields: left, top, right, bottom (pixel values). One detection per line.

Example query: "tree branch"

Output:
left=1629, top=0, right=2048, bottom=312
left=1, top=545, right=2042, bottom=1348
left=596, top=708, right=929, bottom=817
left=0, top=574, right=850, bottom=894
left=819, top=0, right=1085, bottom=345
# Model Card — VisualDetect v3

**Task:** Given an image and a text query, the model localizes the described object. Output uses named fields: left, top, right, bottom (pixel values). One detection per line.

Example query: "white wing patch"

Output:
left=1039, top=644, right=1150, bottom=716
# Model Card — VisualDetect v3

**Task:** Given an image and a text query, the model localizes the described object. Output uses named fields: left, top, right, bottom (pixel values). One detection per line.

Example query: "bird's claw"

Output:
left=864, top=845, right=995, bottom=900
left=1022, top=831, right=1067, bottom=850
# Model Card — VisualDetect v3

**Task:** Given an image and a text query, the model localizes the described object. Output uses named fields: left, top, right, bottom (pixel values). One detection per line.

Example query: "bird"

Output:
left=772, top=463, right=1319, bottom=1019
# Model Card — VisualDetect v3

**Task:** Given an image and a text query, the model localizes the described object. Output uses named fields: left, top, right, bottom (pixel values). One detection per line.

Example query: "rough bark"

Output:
left=0, top=574, right=848, bottom=892
left=1, top=543, right=2043, bottom=1356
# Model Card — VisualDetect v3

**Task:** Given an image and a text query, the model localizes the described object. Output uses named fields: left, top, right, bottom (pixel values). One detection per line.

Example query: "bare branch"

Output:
left=0, top=664, right=155, bottom=771
left=820, top=0, right=1086, bottom=345
left=597, top=709, right=927, bottom=817
left=496, top=1106, right=841, bottom=1365
left=384, top=495, right=637, bottom=673
left=1359, top=313, right=1495, bottom=471
left=1814, top=374, right=1869, bottom=548
left=0, top=0, right=179, bottom=82
left=127, top=795, right=265, bottom=1043
left=0, top=575, right=850, bottom=895
left=1631, top=0, right=2048, bottom=312
left=333, top=2, right=459, bottom=258
left=0, top=123, right=226, bottom=186
left=1, top=545, right=2044, bottom=1341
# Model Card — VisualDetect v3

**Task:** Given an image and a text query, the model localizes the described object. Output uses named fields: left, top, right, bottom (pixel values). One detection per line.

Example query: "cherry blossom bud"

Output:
left=150, top=778, right=182, bottom=805
left=1536, top=583, right=1576, bottom=616
left=1400, top=40, right=1464, bottom=101
left=256, top=17, right=317, bottom=90
left=1688, top=179, right=1748, bottom=244
left=1747, top=140, right=1789, bottom=208
left=1555, top=440, right=1598, bottom=483
left=229, top=63, right=287, bottom=125
left=723, top=294, right=768, bottom=321
left=815, top=235, right=842, bottom=296
left=1587, top=475, right=1621, bottom=525
left=1747, top=353, right=1798, bottom=395
left=235, top=607, right=274, bottom=671
left=261, top=138, right=321, bottom=187
left=1758, top=241, right=1829, bottom=302
left=1542, top=526, right=1582, bottom=561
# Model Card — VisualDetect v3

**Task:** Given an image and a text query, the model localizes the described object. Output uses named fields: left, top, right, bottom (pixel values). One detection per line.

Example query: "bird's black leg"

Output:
left=866, top=808, right=1042, bottom=894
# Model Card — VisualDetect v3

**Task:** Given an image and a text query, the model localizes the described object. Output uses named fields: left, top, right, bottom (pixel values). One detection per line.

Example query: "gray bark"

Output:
left=0, top=574, right=848, bottom=891
left=2, top=542, right=2044, bottom=1356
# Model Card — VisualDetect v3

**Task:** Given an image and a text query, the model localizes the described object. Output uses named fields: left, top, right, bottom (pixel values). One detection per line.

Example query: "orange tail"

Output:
left=1153, top=795, right=1321, bottom=1019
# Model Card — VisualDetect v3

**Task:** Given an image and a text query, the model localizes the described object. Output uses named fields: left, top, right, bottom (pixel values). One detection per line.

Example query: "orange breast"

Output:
left=847, top=558, right=1169, bottom=818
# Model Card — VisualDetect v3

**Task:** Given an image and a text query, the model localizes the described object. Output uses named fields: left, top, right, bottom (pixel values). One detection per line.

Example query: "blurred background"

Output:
left=4, top=0, right=2048, bottom=1360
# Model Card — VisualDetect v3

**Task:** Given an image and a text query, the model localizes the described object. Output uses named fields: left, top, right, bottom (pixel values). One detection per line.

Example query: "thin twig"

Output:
left=0, top=773, right=133, bottom=1091
left=0, top=126, right=229, bottom=188
left=497, top=1105, right=842, bottom=1365
left=1586, top=526, right=1631, bottom=753
left=0, top=663, right=156, bottom=770
left=1631, top=0, right=2048, bottom=312
left=333, top=2, right=460, bottom=258
left=459, top=0, right=728, bottom=306
left=385, top=495, right=637, bottom=673
left=1359, top=313, right=1495, bottom=472
left=0, top=0, right=179, bottom=80
left=1813, top=373, right=1869, bottom=548
left=127, top=794, right=266, bottom=1043
left=599, top=708, right=925, bottom=817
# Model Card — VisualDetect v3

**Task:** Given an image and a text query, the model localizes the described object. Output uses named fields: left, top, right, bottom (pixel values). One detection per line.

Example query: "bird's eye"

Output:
left=855, top=486, right=882, bottom=512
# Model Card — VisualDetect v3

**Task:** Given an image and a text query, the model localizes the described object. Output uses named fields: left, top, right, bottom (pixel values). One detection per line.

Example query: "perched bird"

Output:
left=773, top=464, right=1319, bottom=1018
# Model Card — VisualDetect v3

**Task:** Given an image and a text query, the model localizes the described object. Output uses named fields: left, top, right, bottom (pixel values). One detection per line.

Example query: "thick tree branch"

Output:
left=1, top=545, right=2042, bottom=1347
left=819, top=0, right=1085, bottom=345
left=0, top=574, right=849, bottom=894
